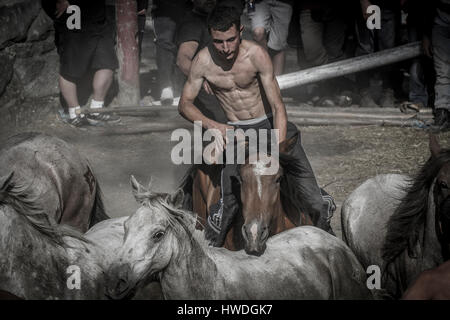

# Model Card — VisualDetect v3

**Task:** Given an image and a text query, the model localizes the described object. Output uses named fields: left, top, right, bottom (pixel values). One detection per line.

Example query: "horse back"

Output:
left=0, top=133, right=103, bottom=232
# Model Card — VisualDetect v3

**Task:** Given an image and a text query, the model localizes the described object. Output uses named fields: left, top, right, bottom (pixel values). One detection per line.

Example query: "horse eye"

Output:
left=153, top=231, right=165, bottom=241
left=439, top=181, right=449, bottom=189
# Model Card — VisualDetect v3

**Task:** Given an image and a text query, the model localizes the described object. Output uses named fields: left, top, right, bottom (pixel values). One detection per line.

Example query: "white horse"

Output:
left=341, top=136, right=450, bottom=299
left=105, top=176, right=373, bottom=300
left=0, top=172, right=127, bottom=299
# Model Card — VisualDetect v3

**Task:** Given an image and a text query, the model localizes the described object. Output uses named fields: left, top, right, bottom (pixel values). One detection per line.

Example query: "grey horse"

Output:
left=0, top=170, right=126, bottom=299
left=105, top=176, right=373, bottom=300
left=341, top=136, right=450, bottom=299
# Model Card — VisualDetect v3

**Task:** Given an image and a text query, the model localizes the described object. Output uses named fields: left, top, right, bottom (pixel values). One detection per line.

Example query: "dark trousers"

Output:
left=213, top=117, right=330, bottom=246
left=355, top=8, right=399, bottom=91
left=153, top=16, right=177, bottom=90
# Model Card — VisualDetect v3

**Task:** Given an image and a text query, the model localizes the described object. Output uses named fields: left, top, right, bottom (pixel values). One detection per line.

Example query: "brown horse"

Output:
left=181, top=133, right=313, bottom=255
left=0, top=132, right=108, bottom=233
left=402, top=260, right=450, bottom=300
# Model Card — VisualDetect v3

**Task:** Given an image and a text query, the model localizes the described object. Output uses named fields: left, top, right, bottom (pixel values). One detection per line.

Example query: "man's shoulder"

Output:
left=192, top=46, right=213, bottom=69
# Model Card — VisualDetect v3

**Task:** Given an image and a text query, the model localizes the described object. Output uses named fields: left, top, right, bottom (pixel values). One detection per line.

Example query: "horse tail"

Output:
left=89, top=178, right=110, bottom=228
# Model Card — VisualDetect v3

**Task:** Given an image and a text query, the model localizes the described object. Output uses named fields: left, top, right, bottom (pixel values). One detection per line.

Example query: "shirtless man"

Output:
left=179, top=6, right=333, bottom=245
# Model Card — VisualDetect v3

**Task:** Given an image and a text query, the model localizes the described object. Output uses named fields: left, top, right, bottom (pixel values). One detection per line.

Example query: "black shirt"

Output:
left=176, top=10, right=210, bottom=55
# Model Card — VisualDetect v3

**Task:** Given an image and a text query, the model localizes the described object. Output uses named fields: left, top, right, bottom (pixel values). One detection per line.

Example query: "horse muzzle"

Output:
left=242, top=220, right=269, bottom=256
left=105, top=264, right=137, bottom=300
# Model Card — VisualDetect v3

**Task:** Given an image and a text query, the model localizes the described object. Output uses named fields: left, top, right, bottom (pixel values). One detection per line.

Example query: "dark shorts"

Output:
left=55, top=22, right=118, bottom=82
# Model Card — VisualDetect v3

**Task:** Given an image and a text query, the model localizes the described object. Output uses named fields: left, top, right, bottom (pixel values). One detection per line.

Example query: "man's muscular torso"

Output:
left=197, top=40, right=270, bottom=122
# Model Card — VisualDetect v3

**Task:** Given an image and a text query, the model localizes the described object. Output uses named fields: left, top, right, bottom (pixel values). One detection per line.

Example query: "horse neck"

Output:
left=160, top=231, right=219, bottom=299
left=270, top=193, right=288, bottom=235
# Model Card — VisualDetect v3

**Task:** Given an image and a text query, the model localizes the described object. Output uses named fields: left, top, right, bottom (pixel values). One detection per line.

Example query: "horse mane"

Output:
left=382, top=149, right=450, bottom=265
left=0, top=175, right=89, bottom=247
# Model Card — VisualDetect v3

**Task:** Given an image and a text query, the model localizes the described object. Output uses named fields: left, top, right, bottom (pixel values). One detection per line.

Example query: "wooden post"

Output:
left=116, top=0, right=140, bottom=106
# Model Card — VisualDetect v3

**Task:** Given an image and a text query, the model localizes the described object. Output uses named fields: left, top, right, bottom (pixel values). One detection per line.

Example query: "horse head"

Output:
left=237, top=134, right=298, bottom=256
left=105, top=176, right=190, bottom=300
left=430, top=134, right=450, bottom=259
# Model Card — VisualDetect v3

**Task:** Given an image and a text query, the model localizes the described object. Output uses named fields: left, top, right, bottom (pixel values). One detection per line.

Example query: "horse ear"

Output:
left=279, top=133, right=299, bottom=154
left=169, top=189, right=185, bottom=209
left=429, top=133, right=441, bottom=158
left=130, top=175, right=148, bottom=202
left=0, top=171, right=14, bottom=191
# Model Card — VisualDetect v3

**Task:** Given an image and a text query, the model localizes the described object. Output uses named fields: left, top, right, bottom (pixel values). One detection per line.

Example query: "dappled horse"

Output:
left=341, top=135, right=450, bottom=298
left=0, top=171, right=127, bottom=299
left=106, top=176, right=372, bottom=300
left=181, top=133, right=314, bottom=255
left=0, top=132, right=108, bottom=232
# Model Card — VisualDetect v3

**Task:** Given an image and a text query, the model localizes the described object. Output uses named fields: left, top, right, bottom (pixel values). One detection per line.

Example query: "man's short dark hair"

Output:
left=207, top=5, right=241, bottom=33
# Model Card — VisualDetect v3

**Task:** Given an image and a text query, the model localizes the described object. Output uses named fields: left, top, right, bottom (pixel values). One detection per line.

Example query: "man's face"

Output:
left=210, top=24, right=241, bottom=61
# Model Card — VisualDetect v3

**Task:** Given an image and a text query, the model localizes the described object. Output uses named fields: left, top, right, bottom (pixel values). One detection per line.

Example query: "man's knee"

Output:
left=252, top=27, right=266, bottom=43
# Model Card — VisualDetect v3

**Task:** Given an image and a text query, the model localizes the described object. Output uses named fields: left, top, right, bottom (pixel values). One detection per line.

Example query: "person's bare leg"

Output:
left=271, top=50, right=285, bottom=76
left=88, top=69, right=120, bottom=123
left=252, top=27, right=268, bottom=49
left=59, top=75, right=79, bottom=108
left=92, top=69, right=113, bottom=101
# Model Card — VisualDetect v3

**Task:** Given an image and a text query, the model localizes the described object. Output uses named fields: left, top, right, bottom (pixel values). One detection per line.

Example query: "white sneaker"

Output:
left=160, top=87, right=174, bottom=105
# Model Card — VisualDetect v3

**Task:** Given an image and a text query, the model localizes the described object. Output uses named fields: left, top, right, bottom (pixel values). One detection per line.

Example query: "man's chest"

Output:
left=205, top=63, right=258, bottom=92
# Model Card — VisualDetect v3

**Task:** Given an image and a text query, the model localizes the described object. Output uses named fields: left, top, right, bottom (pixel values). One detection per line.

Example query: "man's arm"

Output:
left=178, top=52, right=233, bottom=136
left=177, top=41, right=200, bottom=77
left=253, top=46, right=287, bottom=143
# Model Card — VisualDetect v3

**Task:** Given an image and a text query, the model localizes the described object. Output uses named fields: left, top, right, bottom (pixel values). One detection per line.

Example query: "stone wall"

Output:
left=0, top=0, right=59, bottom=109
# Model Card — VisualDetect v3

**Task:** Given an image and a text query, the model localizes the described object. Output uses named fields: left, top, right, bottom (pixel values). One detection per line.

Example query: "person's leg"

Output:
left=323, top=14, right=346, bottom=63
left=378, top=9, right=398, bottom=107
left=354, top=14, right=380, bottom=107
left=92, top=69, right=114, bottom=102
left=408, top=25, right=428, bottom=107
left=59, top=75, right=79, bottom=108
left=432, top=23, right=450, bottom=129
left=267, top=0, right=292, bottom=75
left=285, top=123, right=334, bottom=233
left=299, top=10, right=326, bottom=68
left=153, top=15, right=178, bottom=104
left=248, top=0, right=270, bottom=48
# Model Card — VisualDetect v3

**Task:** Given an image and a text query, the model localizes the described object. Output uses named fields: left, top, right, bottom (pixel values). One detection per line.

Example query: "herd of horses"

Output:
left=0, top=132, right=449, bottom=300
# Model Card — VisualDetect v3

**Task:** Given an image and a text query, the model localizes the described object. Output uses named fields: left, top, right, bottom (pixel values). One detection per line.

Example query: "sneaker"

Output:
left=67, top=116, right=88, bottom=127
left=160, top=87, right=174, bottom=105
left=380, top=89, right=396, bottom=108
left=86, top=113, right=121, bottom=125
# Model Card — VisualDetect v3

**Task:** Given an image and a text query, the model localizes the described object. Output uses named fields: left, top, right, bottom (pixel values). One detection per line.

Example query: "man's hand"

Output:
left=423, top=35, right=433, bottom=58
left=56, top=0, right=70, bottom=19
left=212, top=122, right=234, bottom=141
left=360, top=0, right=372, bottom=20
